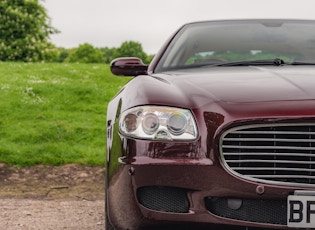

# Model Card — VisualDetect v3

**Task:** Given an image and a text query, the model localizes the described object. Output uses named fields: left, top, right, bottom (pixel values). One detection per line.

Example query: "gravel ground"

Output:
left=0, top=199, right=104, bottom=230
left=0, top=164, right=105, bottom=230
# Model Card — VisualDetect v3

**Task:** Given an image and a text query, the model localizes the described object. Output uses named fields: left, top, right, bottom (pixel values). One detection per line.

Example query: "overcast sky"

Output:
left=42, top=0, right=315, bottom=54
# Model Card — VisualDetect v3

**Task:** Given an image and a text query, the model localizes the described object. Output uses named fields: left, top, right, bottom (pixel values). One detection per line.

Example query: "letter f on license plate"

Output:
left=288, top=195, right=315, bottom=228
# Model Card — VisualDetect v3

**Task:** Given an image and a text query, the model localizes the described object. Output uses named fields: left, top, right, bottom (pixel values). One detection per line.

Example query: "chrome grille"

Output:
left=220, top=123, right=315, bottom=187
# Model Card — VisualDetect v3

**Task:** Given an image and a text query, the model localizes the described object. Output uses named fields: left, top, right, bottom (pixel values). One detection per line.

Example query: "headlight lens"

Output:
left=142, top=113, right=159, bottom=135
left=167, top=113, right=187, bottom=136
left=119, top=106, right=198, bottom=141
left=123, top=113, right=138, bottom=132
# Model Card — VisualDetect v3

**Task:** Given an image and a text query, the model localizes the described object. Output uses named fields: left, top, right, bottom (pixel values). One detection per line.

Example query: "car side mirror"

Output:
left=110, top=57, right=148, bottom=76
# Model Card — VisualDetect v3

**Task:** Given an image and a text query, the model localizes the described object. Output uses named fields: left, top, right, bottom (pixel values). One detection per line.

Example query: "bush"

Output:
left=114, top=41, right=148, bottom=63
left=65, top=43, right=104, bottom=63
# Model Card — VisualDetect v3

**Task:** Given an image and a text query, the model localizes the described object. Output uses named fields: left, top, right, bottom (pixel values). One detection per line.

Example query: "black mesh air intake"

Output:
left=205, top=197, right=287, bottom=225
left=137, top=186, right=189, bottom=213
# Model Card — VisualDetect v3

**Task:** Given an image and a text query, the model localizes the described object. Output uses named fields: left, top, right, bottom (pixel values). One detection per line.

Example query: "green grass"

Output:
left=0, top=62, right=130, bottom=167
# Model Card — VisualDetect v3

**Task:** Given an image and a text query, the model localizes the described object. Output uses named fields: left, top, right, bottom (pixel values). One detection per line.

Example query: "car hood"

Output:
left=154, top=66, right=315, bottom=104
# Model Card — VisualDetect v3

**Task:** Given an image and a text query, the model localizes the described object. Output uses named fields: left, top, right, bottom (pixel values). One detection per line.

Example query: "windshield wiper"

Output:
left=207, top=58, right=285, bottom=67
left=165, top=59, right=315, bottom=72
left=289, top=61, right=315, bottom=65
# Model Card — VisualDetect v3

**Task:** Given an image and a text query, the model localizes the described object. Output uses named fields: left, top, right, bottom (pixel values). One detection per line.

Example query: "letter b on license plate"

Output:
left=288, top=195, right=315, bottom=228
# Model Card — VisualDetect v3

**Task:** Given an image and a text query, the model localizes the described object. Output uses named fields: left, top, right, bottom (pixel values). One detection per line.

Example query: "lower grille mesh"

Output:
left=137, top=186, right=189, bottom=213
left=205, top=197, right=287, bottom=225
left=221, top=123, right=315, bottom=186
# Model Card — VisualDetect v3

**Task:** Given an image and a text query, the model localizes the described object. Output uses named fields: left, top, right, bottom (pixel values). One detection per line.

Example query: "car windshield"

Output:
left=154, top=20, right=315, bottom=72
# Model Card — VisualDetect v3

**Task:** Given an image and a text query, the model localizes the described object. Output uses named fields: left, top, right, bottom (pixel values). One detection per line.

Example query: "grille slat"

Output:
left=232, top=167, right=315, bottom=172
left=225, top=138, right=315, bottom=143
left=225, top=152, right=314, bottom=157
left=233, top=131, right=315, bottom=135
left=221, top=123, right=315, bottom=187
left=226, top=159, right=315, bottom=164
left=223, top=145, right=315, bottom=150
left=246, top=175, right=315, bottom=179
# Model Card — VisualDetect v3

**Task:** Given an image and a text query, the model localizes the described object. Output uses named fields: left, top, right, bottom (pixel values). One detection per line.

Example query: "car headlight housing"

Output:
left=119, top=106, right=198, bottom=141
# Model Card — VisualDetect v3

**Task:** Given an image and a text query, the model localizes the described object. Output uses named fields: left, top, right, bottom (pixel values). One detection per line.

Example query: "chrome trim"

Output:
left=294, top=190, right=315, bottom=196
left=220, top=123, right=315, bottom=188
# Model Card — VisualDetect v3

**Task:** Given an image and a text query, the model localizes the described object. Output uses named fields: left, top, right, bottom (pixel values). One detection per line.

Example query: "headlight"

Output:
left=119, top=106, right=198, bottom=141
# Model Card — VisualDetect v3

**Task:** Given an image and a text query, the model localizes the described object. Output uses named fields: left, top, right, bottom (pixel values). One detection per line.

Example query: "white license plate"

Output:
left=287, top=195, right=315, bottom=228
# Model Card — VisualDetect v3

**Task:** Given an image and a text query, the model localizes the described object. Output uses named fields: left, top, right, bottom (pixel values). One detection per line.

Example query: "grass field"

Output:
left=0, top=62, right=130, bottom=166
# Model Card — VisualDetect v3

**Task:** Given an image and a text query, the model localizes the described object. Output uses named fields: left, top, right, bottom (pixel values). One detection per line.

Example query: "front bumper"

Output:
left=107, top=157, right=306, bottom=229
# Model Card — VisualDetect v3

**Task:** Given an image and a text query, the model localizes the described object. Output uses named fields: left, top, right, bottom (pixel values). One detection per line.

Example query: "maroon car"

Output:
left=106, top=19, right=315, bottom=229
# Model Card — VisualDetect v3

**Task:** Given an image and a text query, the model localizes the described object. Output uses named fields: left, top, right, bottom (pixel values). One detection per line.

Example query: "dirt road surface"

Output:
left=0, top=164, right=105, bottom=230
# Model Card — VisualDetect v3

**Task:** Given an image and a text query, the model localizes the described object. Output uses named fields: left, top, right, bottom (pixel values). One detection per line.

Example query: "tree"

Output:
left=0, top=0, right=58, bottom=62
left=55, top=47, right=69, bottom=63
left=100, top=47, right=118, bottom=64
left=115, top=41, right=149, bottom=63
left=65, top=43, right=104, bottom=63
